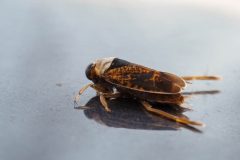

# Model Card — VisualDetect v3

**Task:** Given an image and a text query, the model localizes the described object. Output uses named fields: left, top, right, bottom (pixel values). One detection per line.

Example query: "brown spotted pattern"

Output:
left=103, top=65, right=186, bottom=94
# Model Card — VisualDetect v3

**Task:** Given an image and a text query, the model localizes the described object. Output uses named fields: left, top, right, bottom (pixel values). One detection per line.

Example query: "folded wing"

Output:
left=103, top=65, right=186, bottom=94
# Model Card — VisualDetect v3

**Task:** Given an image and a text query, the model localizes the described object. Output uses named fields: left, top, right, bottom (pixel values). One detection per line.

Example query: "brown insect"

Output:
left=74, top=57, right=220, bottom=126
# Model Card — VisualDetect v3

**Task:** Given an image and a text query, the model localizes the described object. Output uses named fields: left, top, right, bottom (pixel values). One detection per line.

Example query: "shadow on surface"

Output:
left=78, top=97, right=202, bottom=133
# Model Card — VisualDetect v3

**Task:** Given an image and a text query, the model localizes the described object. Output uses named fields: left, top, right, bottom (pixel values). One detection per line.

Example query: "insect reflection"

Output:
left=80, top=96, right=219, bottom=133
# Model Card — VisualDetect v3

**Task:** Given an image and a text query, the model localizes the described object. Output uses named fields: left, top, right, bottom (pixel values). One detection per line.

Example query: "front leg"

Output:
left=91, top=84, right=113, bottom=94
left=101, top=92, right=121, bottom=99
left=74, top=83, right=111, bottom=109
left=74, top=83, right=94, bottom=108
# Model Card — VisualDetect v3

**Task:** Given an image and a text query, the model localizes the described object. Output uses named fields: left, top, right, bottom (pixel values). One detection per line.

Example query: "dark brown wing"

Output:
left=103, top=65, right=186, bottom=94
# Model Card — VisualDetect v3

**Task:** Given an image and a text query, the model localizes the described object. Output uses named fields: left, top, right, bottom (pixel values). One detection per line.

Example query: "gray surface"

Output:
left=1, top=0, right=240, bottom=160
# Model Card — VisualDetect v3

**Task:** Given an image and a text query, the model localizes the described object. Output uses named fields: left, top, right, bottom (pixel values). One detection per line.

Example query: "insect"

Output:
left=74, top=57, right=220, bottom=126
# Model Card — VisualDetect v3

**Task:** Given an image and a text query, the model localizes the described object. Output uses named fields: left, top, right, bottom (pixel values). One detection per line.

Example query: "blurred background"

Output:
left=0, top=0, right=240, bottom=160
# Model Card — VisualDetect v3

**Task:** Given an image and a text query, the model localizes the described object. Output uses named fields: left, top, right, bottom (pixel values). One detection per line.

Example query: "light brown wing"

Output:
left=161, top=72, right=186, bottom=88
left=103, top=65, right=186, bottom=94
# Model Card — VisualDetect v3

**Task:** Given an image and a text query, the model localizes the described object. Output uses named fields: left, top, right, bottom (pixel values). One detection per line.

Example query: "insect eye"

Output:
left=85, top=63, right=95, bottom=80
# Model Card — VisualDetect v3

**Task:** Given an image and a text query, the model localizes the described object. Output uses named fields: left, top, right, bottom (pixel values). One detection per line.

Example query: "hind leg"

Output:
left=141, top=101, right=204, bottom=126
left=181, top=76, right=220, bottom=81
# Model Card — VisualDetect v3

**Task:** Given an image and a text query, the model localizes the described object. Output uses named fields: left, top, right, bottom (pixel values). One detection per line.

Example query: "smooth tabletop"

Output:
left=1, top=0, right=240, bottom=160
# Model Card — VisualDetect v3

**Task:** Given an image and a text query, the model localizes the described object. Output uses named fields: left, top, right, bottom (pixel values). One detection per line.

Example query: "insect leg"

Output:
left=141, top=101, right=204, bottom=126
left=91, top=84, right=110, bottom=93
left=74, top=83, right=94, bottom=108
left=99, top=94, right=111, bottom=112
left=181, top=76, right=221, bottom=81
left=101, top=92, right=121, bottom=99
